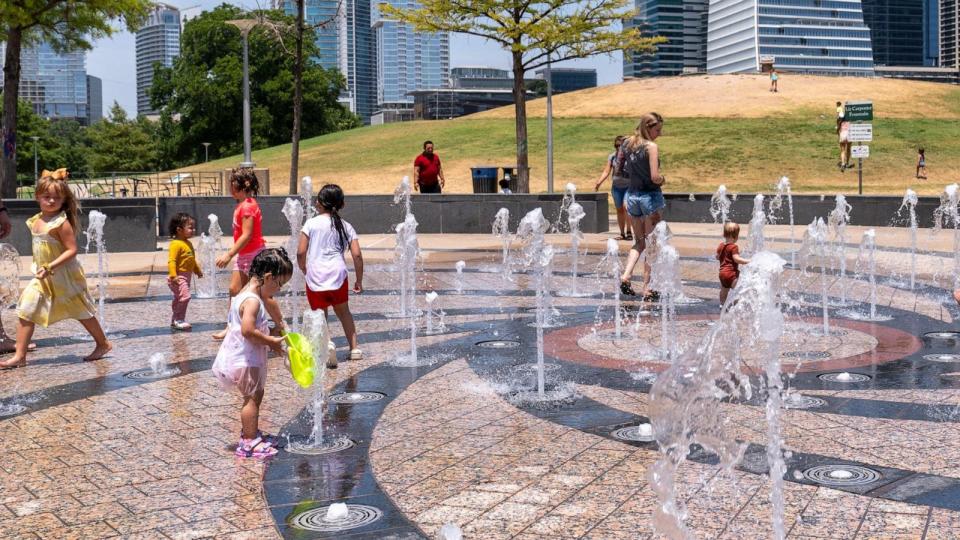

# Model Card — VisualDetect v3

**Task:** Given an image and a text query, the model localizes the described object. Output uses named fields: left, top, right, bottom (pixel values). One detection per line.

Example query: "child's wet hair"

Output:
left=248, top=248, right=293, bottom=282
left=168, top=212, right=195, bottom=238
left=230, top=167, right=259, bottom=196
left=723, top=221, right=740, bottom=239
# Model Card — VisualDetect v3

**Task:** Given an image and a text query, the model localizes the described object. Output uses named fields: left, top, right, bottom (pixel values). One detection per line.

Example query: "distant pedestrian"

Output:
left=838, top=120, right=852, bottom=171
left=595, top=135, right=632, bottom=241
left=717, top=222, right=750, bottom=307
left=413, top=141, right=445, bottom=193
left=167, top=212, right=203, bottom=331
left=770, top=69, right=779, bottom=92
left=916, top=148, right=927, bottom=179
left=498, top=178, right=512, bottom=194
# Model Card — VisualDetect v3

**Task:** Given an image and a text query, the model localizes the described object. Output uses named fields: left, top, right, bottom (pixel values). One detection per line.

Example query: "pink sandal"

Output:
left=235, top=436, right=277, bottom=459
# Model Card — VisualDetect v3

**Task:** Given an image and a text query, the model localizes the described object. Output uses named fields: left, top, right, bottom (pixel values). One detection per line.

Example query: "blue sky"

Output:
left=86, top=0, right=625, bottom=115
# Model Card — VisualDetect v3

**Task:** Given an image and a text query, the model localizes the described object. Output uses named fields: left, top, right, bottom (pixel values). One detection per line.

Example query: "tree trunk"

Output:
left=511, top=52, right=529, bottom=193
left=289, top=0, right=305, bottom=195
left=1, top=28, right=23, bottom=199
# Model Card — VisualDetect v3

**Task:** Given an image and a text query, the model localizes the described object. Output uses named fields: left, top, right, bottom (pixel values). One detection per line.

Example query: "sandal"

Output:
left=256, top=431, right=283, bottom=448
left=643, top=290, right=661, bottom=302
left=620, top=281, right=637, bottom=296
left=235, top=436, right=277, bottom=459
left=625, top=232, right=633, bottom=241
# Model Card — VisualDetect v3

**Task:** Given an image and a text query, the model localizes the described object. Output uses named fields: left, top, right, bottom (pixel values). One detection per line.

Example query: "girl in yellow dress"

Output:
left=0, top=169, right=111, bottom=368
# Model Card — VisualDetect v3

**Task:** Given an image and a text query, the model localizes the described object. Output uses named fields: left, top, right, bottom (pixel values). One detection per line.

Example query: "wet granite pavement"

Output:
left=3, top=224, right=960, bottom=538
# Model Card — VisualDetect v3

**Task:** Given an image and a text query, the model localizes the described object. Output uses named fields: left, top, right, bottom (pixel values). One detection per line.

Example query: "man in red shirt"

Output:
left=413, top=140, right=445, bottom=193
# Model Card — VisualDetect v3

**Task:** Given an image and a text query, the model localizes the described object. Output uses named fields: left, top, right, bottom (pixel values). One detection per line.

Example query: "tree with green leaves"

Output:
left=85, top=103, right=159, bottom=172
left=150, top=5, right=360, bottom=172
left=382, top=0, right=663, bottom=192
left=0, top=0, right=151, bottom=197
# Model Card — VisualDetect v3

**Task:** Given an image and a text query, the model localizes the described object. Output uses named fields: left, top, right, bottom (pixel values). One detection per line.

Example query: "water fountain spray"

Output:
left=424, top=291, right=446, bottom=335
left=559, top=202, right=589, bottom=297
left=934, top=183, right=960, bottom=288
left=897, top=189, right=918, bottom=290
left=769, top=177, right=795, bottom=266
left=301, top=176, right=316, bottom=220
left=492, top=208, right=512, bottom=280
left=603, top=238, right=623, bottom=339
left=454, top=260, right=465, bottom=294
left=554, top=182, right=577, bottom=233
left=394, top=213, right=419, bottom=318
left=828, top=195, right=852, bottom=305
left=647, top=222, right=682, bottom=361
left=84, top=210, right=109, bottom=325
left=393, top=175, right=413, bottom=220
left=302, top=309, right=330, bottom=448
left=862, top=229, right=878, bottom=320
left=518, top=208, right=553, bottom=398
left=649, top=251, right=787, bottom=540
left=195, top=214, right=224, bottom=299
left=709, top=185, right=731, bottom=224
left=748, top=194, right=766, bottom=255
left=282, top=198, right=307, bottom=330
left=801, top=218, right=831, bottom=335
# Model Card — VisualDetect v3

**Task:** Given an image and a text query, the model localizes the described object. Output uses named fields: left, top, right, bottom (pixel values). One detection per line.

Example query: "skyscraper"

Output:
left=87, top=75, right=103, bottom=124
left=135, top=3, right=180, bottom=116
left=925, top=0, right=940, bottom=66
left=275, top=0, right=378, bottom=123
left=0, top=42, right=88, bottom=122
left=372, top=1, right=449, bottom=120
left=861, top=0, right=925, bottom=66
left=623, top=0, right=707, bottom=78
left=942, top=0, right=959, bottom=67
left=707, top=0, right=874, bottom=75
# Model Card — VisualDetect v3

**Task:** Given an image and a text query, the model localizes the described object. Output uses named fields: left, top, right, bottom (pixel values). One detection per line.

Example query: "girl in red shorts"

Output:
left=297, top=184, right=364, bottom=368
left=717, top=222, right=751, bottom=307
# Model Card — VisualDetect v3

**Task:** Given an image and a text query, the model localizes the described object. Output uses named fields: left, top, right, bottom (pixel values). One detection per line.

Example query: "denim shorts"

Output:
left=625, top=190, right=665, bottom=217
left=611, top=185, right=628, bottom=208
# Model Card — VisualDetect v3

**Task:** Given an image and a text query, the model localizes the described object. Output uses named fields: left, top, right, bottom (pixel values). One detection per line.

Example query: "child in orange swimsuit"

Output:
left=717, top=222, right=751, bottom=307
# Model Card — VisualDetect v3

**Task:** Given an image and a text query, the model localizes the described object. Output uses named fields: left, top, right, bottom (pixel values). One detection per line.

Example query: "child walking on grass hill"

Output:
left=717, top=222, right=751, bottom=307
left=168, top=213, right=203, bottom=331
left=0, top=169, right=111, bottom=369
left=212, top=248, right=291, bottom=459
left=298, top=184, right=364, bottom=369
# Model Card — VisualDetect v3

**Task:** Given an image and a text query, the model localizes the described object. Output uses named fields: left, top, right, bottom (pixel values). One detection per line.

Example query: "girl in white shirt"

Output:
left=298, top=184, right=364, bottom=367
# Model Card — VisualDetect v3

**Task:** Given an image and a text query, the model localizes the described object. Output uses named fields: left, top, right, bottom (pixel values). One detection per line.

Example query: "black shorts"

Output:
left=419, top=183, right=441, bottom=194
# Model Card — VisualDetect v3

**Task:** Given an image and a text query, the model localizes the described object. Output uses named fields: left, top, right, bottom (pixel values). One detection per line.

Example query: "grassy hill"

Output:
left=179, top=74, right=960, bottom=197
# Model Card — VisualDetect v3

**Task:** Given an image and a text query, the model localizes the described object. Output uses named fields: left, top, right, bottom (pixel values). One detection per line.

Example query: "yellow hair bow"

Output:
left=40, top=168, right=69, bottom=180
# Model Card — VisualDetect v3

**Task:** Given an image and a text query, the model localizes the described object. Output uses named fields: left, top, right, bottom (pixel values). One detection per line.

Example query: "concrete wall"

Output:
left=664, top=193, right=942, bottom=228
left=158, top=193, right=610, bottom=237
left=4, top=198, right=157, bottom=254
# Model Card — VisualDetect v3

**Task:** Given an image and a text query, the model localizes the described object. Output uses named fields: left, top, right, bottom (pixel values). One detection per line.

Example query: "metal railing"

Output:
left=15, top=171, right=225, bottom=199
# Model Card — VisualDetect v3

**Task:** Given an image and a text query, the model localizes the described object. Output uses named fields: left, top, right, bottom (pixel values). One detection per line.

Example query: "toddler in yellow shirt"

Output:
left=168, top=213, right=203, bottom=330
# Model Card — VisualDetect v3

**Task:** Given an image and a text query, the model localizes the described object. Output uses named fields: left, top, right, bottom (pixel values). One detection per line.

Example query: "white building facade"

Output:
left=707, top=0, right=875, bottom=75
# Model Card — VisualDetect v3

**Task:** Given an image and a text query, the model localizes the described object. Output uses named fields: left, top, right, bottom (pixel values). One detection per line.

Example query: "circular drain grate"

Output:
left=924, top=331, right=960, bottom=340
left=611, top=425, right=656, bottom=442
left=286, top=437, right=355, bottom=455
left=0, top=403, right=26, bottom=417
left=476, top=340, right=521, bottom=349
left=818, top=372, right=871, bottom=383
left=924, top=354, right=960, bottom=363
left=328, top=392, right=385, bottom=404
left=784, top=395, right=828, bottom=409
left=125, top=368, right=181, bottom=380
left=289, top=504, right=382, bottom=532
left=802, top=465, right=881, bottom=487
left=783, top=351, right=832, bottom=360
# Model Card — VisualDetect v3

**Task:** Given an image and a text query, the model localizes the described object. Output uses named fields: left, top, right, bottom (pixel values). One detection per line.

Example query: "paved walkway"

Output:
left=0, top=222, right=959, bottom=539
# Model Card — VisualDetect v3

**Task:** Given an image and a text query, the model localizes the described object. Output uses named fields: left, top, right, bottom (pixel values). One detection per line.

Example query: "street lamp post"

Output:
left=30, top=136, right=39, bottom=181
left=226, top=19, right=258, bottom=168
left=202, top=142, right=211, bottom=163
left=545, top=59, right=554, bottom=194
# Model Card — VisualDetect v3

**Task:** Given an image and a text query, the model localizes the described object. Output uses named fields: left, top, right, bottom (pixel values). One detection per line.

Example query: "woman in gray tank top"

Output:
left=618, top=113, right=666, bottom=300
left=594, top=135, right=632, bottom=240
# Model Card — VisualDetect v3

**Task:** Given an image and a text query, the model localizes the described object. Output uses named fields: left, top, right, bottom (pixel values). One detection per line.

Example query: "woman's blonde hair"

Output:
left=625, top=112, right=664, bottom=151
left=36, top=168, right=80, bottom=230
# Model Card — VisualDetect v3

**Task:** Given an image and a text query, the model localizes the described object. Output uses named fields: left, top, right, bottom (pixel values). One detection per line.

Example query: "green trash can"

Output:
left=471, top=166, right=498, bottom=193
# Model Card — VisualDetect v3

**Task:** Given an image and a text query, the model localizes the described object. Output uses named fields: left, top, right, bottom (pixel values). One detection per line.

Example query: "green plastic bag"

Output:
left=285, top=332, right=315, bottom=388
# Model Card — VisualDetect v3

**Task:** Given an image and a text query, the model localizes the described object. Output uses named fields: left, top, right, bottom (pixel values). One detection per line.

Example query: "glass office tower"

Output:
left=1, top=41, right=88, bottom=122
left=136, top=3, right=180, bottom=116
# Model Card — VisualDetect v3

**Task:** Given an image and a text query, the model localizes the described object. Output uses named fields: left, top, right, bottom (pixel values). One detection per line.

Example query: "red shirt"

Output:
left=717, top=242, right=740, bottom=277
left=233, top=197, right=266, bottom=255
left=414, top=152, right=442, bottom=185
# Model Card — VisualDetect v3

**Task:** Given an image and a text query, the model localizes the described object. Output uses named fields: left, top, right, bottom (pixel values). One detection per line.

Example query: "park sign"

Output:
left=851, top=145, right=869, bottom=159
left=845, top=100, right=873, bottom=122
left=848, top=123, right=873, bottom=142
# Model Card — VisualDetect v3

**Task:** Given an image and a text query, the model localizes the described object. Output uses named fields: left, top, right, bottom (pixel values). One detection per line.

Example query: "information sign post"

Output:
left=845, top=101, right=873, bottom=194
